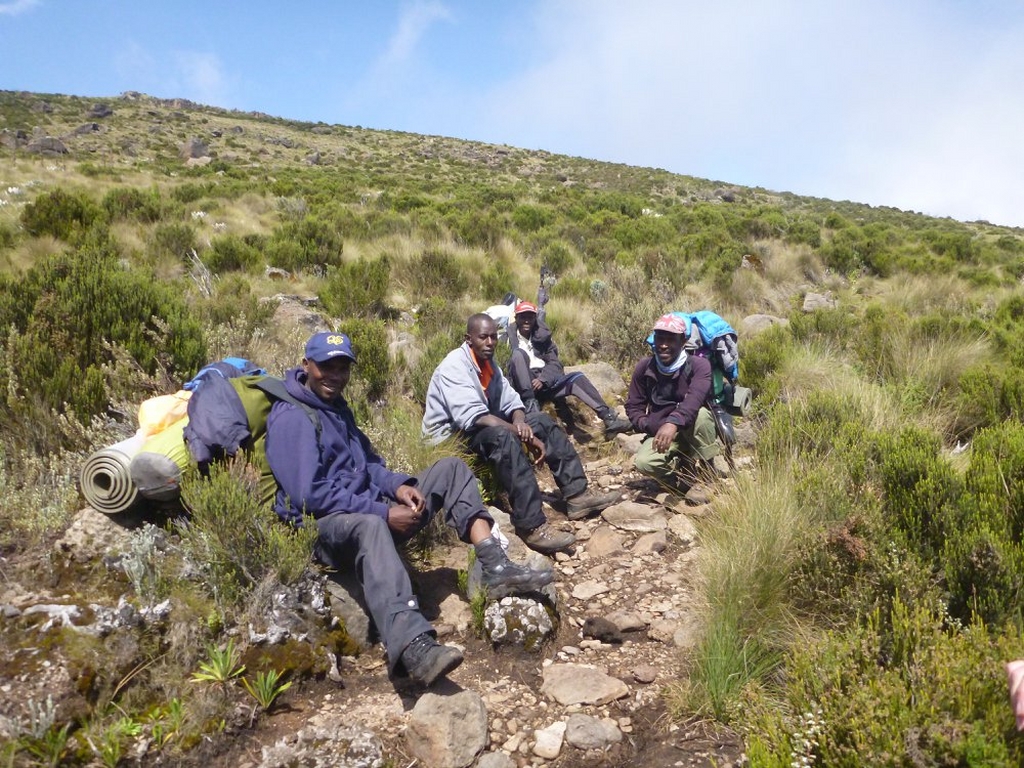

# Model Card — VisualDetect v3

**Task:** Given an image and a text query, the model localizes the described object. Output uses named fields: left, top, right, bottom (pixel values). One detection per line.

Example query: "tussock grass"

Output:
left=673, top=470, right=805, bottom=721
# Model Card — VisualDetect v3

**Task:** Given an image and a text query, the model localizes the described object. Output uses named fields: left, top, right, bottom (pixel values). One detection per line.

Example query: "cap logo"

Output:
left=326, top=334, right=346, bottom=345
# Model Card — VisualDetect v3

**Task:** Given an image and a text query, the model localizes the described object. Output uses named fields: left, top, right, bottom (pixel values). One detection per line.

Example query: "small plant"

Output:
left=192, top=639, right=246, bottom=684
left=83, top=716, right=142, bottom=768
left=242, top=669, right=292, bottom=711
left=146, top=697, right=185, bottom=749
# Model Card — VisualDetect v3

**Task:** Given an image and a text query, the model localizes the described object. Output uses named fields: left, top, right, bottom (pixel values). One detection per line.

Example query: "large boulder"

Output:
left=564, top=361, right=626, bottom=400
left=180, top=137, right=208, bottom=159
left=26, top=136, right=68, bottom=155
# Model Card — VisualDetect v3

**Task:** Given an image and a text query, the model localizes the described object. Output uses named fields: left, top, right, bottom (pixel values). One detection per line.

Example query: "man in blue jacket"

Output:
left=266, top=331, right=553, bottom=687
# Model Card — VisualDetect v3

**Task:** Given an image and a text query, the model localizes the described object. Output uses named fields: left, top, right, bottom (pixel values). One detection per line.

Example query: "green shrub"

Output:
left=206, top=235, right=260, bottom=273
left=539, top=240, right=575, bottom=274
left=343, top=319, right=391, bottom=406
left=177, top=459, right=317, bottom=611
left=759, top=599, right=1024, bottom=767
left=479, top=260, right=515, bottom=303
left=732, top=323, right=790, bottom=404
left=0, top=220, right=18, bottom=251
left=151, top=222, right=198, bottom=260
left=875, top=426, right=962, bottom=562
left=20, top=188, right=102, bottom=242
left=320, top=256, right=391, bottom=318
left=268, top=215, right=344, bottom=272
left=0, top=239, right=206, bottom=423
left=406, top=248, right=469, bottom=297
left=511, top=204, right=553, bottom=233
left=589, top=266, right=670, bottom=369
left=102, top=187, right=163, bottom=223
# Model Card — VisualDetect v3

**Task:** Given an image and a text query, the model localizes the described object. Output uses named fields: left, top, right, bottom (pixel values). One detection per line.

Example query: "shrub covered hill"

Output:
left=4, top=88, right=1024, bottom=766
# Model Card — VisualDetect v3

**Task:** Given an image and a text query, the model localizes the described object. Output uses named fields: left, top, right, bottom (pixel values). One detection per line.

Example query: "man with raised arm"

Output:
left=266, top=331, right=553, bottom=687
left=506, top=300, right=631, bottom=438
left=422, top=314, right=620, bottom=551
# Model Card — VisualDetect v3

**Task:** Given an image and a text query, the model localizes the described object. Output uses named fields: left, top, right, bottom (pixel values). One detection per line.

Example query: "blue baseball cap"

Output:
left=304, top=331, right=356, bottom=364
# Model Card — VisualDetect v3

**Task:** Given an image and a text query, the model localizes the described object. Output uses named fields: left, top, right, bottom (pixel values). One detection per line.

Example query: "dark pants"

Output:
left=507, top=350, right=608, bottom=414
left=465, top=411, right=587, bottom=532
left=314, top=457, right=491, bottom=672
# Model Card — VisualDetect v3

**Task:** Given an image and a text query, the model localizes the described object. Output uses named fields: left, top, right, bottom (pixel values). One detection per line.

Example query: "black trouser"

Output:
left=465, top=411, right=588, bottom=532
left=507, top=350, right=608, bottom=413
left=314, top=457, right=492, bottom=672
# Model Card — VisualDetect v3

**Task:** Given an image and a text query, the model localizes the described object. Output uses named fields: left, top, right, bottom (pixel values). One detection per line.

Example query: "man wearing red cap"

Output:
left=506, top=301, right=632, bottom=439
left=423, top=314, right=622, bottom=548
left=266, top=331, right=554, bottom=687
left=625, top=314, right=721, bottom=493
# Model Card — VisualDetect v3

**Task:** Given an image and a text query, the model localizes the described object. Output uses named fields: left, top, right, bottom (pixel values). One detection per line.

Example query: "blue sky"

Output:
left=2, top=1, right=1023, bottom=227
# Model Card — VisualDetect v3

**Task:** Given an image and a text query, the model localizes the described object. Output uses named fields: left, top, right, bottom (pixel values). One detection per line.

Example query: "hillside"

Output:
left=3, top=89, right=1024, bottom=766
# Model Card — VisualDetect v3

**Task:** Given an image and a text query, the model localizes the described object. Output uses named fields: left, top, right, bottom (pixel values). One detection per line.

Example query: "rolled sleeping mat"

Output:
left=130, top=415, right=193, bottom=502
left=727, top=386, right=753, bottom=417
left=79, top=432, right=147, bottom=514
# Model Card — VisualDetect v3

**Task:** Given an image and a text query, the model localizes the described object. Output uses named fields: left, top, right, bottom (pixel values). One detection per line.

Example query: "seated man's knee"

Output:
left=634, top=451, right=657, bottom=475
left=526, top=411, right=557, bottom=434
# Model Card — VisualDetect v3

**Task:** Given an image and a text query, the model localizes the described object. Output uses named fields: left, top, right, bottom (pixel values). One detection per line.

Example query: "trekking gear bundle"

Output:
left=81, top=357, right=314, bottom=513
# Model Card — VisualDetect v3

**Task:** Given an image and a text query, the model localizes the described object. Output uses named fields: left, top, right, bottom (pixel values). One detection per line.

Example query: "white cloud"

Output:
left=0, top=0, right=40, bottom=16
left=365, top=1, right=452, bottom=88
left=172, top=51, right=228, bottom=106
left=469, top=0, right=1024, bottom=226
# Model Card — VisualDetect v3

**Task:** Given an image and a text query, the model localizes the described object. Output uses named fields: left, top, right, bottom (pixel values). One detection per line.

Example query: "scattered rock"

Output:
left=632, top=664, right=659, bottom=684
left=740, top=313, right=788, bottom=335
left=571, top=580, right=610, bottom=601
left=584, top=526, right=625, bottom=558
left=476, top=753, right=515, bottom=768
left=602, top=500, right=669, bottom=532
left=802, top=291, right=836, bottom=311
left=259, top=719, right=383, bottom=768
left=405, top=691, right=488, bottom=768
left=565, top=713, right=623, bottom=749
left=532, top=720, right=566, bottom=759
left=667, top=514, right=698, bottom=547
left=633, top=530, right=667, bottom=553
left=541, top=663, right=629, bottom=706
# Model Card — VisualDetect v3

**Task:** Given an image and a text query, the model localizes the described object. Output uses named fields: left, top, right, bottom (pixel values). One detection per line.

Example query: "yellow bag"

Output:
left=137, top=390, right=192, bottom=437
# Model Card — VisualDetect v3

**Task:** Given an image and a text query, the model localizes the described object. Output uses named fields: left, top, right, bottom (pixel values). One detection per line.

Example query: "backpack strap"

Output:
left=252, top=377, right=321, bottom=436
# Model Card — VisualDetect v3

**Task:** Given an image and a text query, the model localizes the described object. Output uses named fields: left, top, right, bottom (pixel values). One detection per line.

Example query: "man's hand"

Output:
left=387, top=505, right=423, bottom=537
left=511, top=419, right=534, bottom=443
left=525, top=435, right=546, bottom=465
left=395, top=483, right=424, bottom=513
left=531, top=378, right=544, bottom=392
left=653, top=422, right=679, bottom=453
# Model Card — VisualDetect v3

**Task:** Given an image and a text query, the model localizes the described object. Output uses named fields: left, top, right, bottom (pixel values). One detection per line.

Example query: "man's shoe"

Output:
left=517, top=522, right=576, bottom=554
left=400, top=633, right=463, bottom=686
left=565, top=488, right=621, bottom=520
left=523, top=397, right=541, bottom=415
left=601, top=411, right=632, bottom=438
left=476, top=537, right=555, bottom=594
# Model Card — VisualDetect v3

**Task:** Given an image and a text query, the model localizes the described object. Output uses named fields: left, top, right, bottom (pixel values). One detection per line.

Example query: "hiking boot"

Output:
left=600, top=410, right=632, bottom=438
left=522, top=397, right=541, bottom=415
left=565, top=488, right=621, bottom=520
left=517, top=522, right=576, bottom=554
left=475, top=536, right=554, bottom=595
left=400, top=633, right=463, bottom=686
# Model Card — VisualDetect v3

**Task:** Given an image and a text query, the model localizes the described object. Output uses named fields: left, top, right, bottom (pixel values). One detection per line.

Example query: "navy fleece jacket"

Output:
left=265, top=366, right=413, bottom=526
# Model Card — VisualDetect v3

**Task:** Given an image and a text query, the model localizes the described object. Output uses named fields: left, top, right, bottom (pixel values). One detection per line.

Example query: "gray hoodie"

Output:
left=422, top=342, right=525, bottom=445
